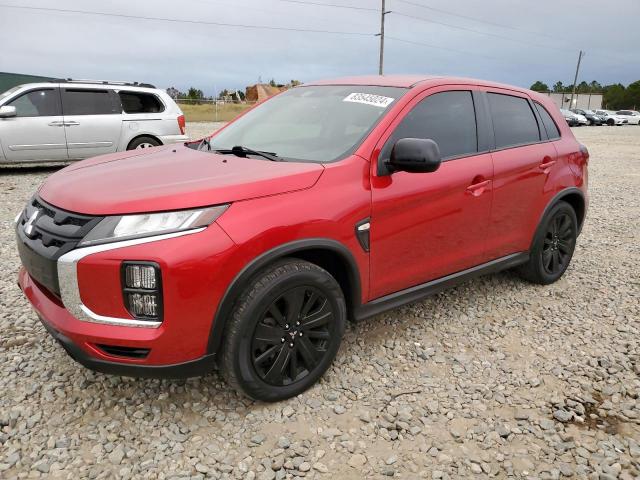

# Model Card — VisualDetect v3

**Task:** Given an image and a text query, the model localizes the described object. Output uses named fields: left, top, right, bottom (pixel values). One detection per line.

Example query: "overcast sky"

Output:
left=1, top=0, right=638, bottom=95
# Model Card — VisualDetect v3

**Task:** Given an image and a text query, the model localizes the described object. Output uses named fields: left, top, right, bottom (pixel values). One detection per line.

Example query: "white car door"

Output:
left=0, top=87, right=69, bottom=162
left=60, top=88, right=123, bottom=159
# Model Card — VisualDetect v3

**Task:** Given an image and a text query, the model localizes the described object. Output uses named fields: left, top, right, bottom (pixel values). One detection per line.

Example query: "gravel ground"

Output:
left=1, top=125, right=639, bottom=479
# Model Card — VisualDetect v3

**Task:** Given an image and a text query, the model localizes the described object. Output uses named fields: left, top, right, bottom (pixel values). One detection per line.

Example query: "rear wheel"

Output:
left=517, top=201, right=578, bottom=285
left=607, top=119, right=615, bottom=126
left=127, top=136, right=161, bottom=150
left=220, top=259, right=346, bottom=401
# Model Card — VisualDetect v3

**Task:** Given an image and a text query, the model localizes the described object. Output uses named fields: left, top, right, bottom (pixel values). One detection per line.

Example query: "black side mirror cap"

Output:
left=386, top=138, right=442, bottom=174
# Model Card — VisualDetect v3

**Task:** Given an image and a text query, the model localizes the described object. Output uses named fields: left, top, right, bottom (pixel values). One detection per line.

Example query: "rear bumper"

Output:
left=159, top=134, right=189, bottom=144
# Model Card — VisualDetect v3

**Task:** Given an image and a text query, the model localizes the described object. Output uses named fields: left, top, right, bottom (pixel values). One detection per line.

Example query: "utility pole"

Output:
left=376, top=0, right=391, bottom=75
left=569, top=50, right=585, bottom=110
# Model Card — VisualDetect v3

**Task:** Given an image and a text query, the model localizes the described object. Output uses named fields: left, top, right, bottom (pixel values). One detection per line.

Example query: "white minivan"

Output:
left=0, top=79, right=188, bottom=164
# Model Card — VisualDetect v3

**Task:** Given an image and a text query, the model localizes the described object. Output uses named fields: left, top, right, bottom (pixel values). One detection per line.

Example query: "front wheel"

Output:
left=517, top=201, right=578, bottom=285
left=220, top=259, right=346, bottom=401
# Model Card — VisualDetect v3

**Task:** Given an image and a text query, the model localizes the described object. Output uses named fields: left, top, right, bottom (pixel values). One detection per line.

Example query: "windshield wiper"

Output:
left=215, top=145, right=280, bottom=162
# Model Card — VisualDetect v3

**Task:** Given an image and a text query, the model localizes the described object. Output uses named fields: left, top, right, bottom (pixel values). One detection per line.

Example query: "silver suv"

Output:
left=0, top=79, right=188, bottom=164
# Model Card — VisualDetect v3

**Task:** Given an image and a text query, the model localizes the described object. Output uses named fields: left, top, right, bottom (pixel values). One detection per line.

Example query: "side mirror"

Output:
left=0, top=106, right=16, bottom=118
left=387, top=138, right=442, bottom=174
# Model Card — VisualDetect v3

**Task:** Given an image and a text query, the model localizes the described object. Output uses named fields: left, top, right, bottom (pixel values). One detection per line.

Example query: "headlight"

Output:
left=79, top=205, right=228, bottom=246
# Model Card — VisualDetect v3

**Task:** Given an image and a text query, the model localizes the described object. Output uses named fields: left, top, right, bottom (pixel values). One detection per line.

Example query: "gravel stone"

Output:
left=1, top=126, right=639, bottom=479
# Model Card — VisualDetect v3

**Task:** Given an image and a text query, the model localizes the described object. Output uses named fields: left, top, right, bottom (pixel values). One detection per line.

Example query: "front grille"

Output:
left=16, top=196, right=102, bottom=296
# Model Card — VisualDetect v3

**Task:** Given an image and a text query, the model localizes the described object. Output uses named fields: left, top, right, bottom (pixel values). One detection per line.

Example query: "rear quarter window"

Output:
left=534, top=103, right=561, bottom=140
left=119, top=91, right=164, bottom=113
left=488, top=93, right=540, bottom=149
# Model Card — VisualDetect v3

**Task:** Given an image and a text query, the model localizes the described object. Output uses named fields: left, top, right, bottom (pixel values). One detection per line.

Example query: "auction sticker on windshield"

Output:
left=343, top=92, right=395, bottom=108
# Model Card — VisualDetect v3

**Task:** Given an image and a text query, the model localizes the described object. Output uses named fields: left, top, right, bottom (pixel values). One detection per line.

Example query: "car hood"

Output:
left=38, top=145, right=325, bottom=215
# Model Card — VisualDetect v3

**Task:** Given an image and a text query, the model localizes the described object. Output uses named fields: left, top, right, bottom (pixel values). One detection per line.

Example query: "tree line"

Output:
left=530, top=80, right=640, bottom=110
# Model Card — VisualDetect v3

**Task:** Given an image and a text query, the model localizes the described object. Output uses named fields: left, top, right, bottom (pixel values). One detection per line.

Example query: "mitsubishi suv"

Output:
left=0, top=79, right=187, bottom=164
left=16, top=76, right=589, bottom=401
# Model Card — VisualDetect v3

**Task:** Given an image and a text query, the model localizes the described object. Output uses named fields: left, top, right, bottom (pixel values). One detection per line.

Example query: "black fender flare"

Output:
left=530, top=187, right=586, bottom=250
left=206, top=238, right=362, bottom=355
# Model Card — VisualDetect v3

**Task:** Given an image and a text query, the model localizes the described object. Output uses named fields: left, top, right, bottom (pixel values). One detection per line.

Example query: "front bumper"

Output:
left=17, top=221, right=240, bottom=377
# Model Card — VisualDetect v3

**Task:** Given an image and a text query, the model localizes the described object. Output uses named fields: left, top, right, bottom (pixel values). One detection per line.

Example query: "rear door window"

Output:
left=61, top=89, right=120, bottom=115
left=488, top=93, right=540, bottom=149
left=382, top=90, right=478, bottom=160
left=7, top=88, right=61, bottom=117
left=119, top=91, right=164, bottom=113
left=534, top=103, right=561, bottom=140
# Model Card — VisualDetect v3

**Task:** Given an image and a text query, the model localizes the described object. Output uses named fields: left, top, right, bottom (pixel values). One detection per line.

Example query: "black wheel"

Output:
left=607, top=119, right=615, bottom=126
left=517, top=201, right=578, bottom=285
left=220, top=259, right=346, bottom=401
left=587, top=119, right=594, bottom=126
left=127, top=136, right=161, bottom=150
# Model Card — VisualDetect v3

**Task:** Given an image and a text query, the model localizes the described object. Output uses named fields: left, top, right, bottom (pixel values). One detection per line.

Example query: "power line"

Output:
left=386, top=36, right=507, bottom=63
left=390, top=10, right=574, bottom=54
left=278, top=0, right=377, bottom=12
left=392, top=0, right=559, bottom=41
left=0, top=3, right=375, bottom=36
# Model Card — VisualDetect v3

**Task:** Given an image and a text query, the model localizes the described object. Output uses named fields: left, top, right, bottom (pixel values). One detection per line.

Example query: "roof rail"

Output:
left=55, top=78, right=157, bottom=88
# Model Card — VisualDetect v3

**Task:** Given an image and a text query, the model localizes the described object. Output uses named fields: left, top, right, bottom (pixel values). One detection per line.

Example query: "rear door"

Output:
left=484, top=90, right=558, bottom=259
left=0, top=88, right=68, bottom=162
left=369, top=87, right=494, bottom=299
left=61, top=88, right=123, bottom=159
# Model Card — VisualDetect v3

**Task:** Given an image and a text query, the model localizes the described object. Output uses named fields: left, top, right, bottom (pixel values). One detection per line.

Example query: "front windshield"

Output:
left=209, top=85, right=407, bottom=162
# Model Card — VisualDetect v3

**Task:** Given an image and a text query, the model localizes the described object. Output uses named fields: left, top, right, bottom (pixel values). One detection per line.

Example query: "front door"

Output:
left=0, top=88, right=68, bottom=162
left=61, top=88, right=123, bottom=159
left=370, top=88, right=493, bottom=299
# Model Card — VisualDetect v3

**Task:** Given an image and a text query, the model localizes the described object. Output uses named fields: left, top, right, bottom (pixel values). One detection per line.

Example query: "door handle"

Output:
left=466, top=179, right=491, bottom=196
left=539, top=159, right=556, bottom=171
left=64, top=121, right=80, bottom=126
left=48, top=121, right=64, bottom=127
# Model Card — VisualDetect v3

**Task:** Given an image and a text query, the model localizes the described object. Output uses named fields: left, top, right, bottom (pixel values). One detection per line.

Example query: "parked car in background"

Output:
left=16, top=75, right=589, bottom=401
left=615, top=110, right=640, bottom=125
left=571, top=109, right=603, bottom=126
left=594, top=109, right=628, bottom=126
left=0, top=80, right=187, bottom=164
left=560, top=108, right=581, bottom=126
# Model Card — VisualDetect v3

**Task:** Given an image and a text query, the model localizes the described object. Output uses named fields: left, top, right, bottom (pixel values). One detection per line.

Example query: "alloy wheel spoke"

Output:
left=284, top=288, right=305, bottom=324
left=302, top=299, right=333, bottom=329
left=306, top=330, right=330, bottom=340
left=268, top=303, right=286, bottom=327
left=254, top=345, right=280, bottom=366
left=301, top=291, right=319, bottom=317
left=254, top=323, right=284, bottom=345
left=558, top=239, right=573, bottom=254
left=289, top=348, right=299, bottom=381
left=552, top=250, right=560, bottom=272
left=542, top=249, right=553, bottom=270
left=264, top=346, right=291, bottom=383
left=297, top=336, right=320, bottom=370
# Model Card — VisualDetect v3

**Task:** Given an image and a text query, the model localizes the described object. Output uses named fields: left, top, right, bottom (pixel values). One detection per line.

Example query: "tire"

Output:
left=587, top=119, right=593, bottom=126
left=220, top=259, right=347, bottom=401
left=517, top=201, right=578, bottom=285
left=127, top=136, right=161, bottom=150
left=607, top=119, right=615, bottom=126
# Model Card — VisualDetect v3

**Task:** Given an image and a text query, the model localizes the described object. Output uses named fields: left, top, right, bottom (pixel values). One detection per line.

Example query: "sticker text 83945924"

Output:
left=343, top=93, right=395, bottom=108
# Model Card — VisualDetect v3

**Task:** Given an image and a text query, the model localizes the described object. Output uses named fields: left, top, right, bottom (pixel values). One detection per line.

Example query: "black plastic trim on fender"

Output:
left=534, top=187, right=586, bottom=244
left=206, top=238, right=362, bottom=355
left=353, top=252, right=529, bottom=322
left=40, top=318, right=216, bottom=379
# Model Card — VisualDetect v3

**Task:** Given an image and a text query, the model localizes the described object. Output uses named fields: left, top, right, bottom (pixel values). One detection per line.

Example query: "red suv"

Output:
left=16, top=76, right=588, bottom=401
